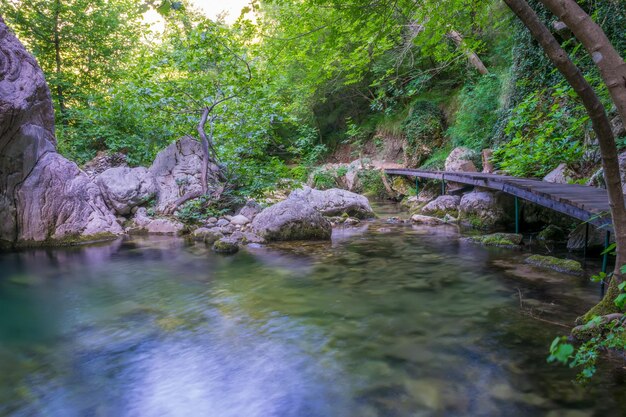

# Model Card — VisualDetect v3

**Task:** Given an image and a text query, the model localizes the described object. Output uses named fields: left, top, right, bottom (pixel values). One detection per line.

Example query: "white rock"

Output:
left=445, top=147, right=478, bottom=173
left=95, top=166, right=157, bottom=215
left=420, top=195, right=461, bottom=216
left=251, top=199, right=332, bottom=241
left=543, top=163, right=573, bottom=184
left=230, top=214, right=250, bottom=225
left=289, top=186, right=375, bottom=218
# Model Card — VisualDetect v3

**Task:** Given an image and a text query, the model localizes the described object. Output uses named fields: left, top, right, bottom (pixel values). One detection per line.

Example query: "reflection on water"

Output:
left=1, top=203, right=625, bottom=417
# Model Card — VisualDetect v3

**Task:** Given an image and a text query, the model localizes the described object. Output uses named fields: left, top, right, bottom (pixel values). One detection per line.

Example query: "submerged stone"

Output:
left=465, top=233, right=523, bottom=248
left=525, top=254, right=583, bottom=275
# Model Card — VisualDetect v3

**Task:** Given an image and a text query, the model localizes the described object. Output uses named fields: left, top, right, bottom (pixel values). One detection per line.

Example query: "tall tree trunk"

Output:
left=503, top=0, right=626, bottom=314
left=53, top=0, right=66, bottom=122
left=538, top=0, right=626, bottom=126
left=447, top=30, right=489, bottom=75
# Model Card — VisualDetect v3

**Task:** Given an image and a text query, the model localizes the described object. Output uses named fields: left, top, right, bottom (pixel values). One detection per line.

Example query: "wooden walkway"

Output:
left=385, top=169, right=613, bottom=230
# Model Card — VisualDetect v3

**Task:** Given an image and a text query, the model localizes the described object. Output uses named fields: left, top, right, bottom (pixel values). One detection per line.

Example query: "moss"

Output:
left=581, top=278, right=623, bottom=323
left=466, top=233, right=523, bottom=248
left=525, top=254, right=583, bottom=275
left=156, top=315, right=187, bottom=332
left=358, top=169, right=387, bottom=199
left=14, top=232, right=119, bottom=248
left=212, top=239, right=239, bottom=254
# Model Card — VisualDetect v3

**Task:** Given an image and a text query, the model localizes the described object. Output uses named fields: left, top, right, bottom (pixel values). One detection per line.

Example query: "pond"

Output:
left=0, top=203, right=624, bottom=417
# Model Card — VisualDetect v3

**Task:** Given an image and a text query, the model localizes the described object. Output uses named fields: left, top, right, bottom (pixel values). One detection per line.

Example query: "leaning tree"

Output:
left=501, top=0, right=626, bottom=318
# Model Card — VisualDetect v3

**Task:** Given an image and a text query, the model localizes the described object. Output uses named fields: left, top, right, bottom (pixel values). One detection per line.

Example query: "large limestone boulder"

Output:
left=289, top=186, right=375, bottom=218
left=543, top=163, right=573, bottom=184
left=445, top=147, right=479, bottom=173
left=251, top=199, right=332, bottom=241
left=95, top=167, right=157, bottom=215
left=420, top=195, right=461, bottom=217
left=459, top=191, right=512, bottom=229
left=0, top=18, right=121, bottom=244
left=16, top=153, right=122, bottom=242
left=149, top=137, right=220, bottom=213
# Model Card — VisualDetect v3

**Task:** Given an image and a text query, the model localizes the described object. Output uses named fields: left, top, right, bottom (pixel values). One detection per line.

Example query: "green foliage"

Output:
left=420, top=144, right=453, bottom=170
left=357, top=170, right=387, bottom=199
left=312, top=170, right=337, bottom=190
left=175, top=188, right=245, bottom=226
left=549, top=318, right=626, bottom=382
left=492, top=84, right=586, bottom=178
left=447, top=73, right=503, bottom=151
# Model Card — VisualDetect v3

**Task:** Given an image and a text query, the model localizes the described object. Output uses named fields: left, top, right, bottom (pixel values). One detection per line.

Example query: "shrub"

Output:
left=492, top=83, right=586, bottom=178
left=402, top=101, right=445, bottom=167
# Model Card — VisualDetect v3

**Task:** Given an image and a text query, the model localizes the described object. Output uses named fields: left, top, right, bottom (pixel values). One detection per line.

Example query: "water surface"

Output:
left=1, top=204, right=624, bottom=417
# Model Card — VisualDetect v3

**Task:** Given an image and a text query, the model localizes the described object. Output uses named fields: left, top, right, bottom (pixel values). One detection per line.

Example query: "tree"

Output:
left=501, top=0, right=626, bottom=318
left=1, top=0, right=147, bottom=144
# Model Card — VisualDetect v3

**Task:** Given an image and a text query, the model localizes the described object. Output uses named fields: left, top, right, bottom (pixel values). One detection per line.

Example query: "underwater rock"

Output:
left=525, top=255, right=583, bottom=275
left=465, top=233, right=523, bottom=248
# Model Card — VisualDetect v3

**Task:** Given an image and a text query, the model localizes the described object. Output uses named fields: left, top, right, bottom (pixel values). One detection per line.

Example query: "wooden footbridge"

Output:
left=386, top=168, right=613, bottom=229
left=386, top=168, right=614, bottom=255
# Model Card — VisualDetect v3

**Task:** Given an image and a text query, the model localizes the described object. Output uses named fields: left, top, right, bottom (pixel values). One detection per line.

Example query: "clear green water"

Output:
left=1, top=204, right=625, bottom=417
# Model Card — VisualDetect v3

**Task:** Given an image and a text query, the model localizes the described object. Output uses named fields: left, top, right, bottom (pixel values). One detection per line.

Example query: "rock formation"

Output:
left=0, top=18, right=121, bottom=245
left=251, top=199, right=332, bottom=241
left=149, top=137, right=221, bottom=214
left=95, top=167, right=157, bottom=215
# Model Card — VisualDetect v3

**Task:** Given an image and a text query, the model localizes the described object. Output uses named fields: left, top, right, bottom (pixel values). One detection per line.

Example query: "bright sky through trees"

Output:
left=191, top=0, right=250, bottom=23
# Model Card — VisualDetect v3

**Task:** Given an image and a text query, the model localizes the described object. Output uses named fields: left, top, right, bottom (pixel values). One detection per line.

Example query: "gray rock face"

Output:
left=445, top=147, right=478, bottom=173
left=16, top=153, right=123, bottom=241
left=289, top=186, right=375, bottom=218
left=0, top=18, right=121, bottom=244
left=83, top=151, right=128, bottom=178
left=95, top=167, right=157, bottom=215
left=543, top=163, right=573, bottom=184
left=251, top=199, right=332, bottom=241
left=149, top=137, right=220, bottom=213
left=459, top=191, right=511, bottom=229
left=420, top=195, right=461, bottom=216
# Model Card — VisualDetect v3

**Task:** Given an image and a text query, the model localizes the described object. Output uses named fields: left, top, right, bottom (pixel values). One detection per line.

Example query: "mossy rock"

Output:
left=212, top=238, right=239, bottom=254
left=537, top=225, right=566, bottom=242
left=466, top=233, right=523, bottom=248
left=525, top=254, right=583, bottom=275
